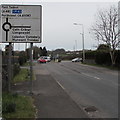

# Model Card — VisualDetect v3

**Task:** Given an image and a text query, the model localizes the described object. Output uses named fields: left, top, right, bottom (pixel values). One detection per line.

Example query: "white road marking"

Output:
left=81, top=73, right=93, bottom=77
left=81, top=73, right=101, bottom=80
left=57, top=81, right=65, bottom=90
left=94, top=77, right=100, bottom=80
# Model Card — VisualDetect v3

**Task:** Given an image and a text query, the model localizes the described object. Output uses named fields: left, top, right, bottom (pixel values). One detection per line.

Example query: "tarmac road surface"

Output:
left=36, top=61, right=118, bottom=118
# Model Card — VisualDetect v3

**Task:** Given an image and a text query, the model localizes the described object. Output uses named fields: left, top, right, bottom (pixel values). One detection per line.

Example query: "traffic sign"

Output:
left=1, top=5, right=42, bottom=43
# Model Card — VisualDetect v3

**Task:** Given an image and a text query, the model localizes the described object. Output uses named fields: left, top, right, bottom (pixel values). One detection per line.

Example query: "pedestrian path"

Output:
left=33, top=64, right=88, bottom=118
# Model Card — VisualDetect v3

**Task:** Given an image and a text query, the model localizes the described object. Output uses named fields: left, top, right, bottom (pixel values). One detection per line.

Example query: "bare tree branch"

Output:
left=91, top=5, right=119, bottom=65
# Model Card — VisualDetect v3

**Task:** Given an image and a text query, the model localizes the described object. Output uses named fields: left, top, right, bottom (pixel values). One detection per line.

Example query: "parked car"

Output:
left=37, top=58, right=46, bottom=63
left=72, top=58, right=82, bottom=62
left=43, top=56, right=51, bottom=62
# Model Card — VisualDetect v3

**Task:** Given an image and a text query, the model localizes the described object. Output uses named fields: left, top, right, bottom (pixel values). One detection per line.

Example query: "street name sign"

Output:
left=1, top=5, right=42, bottom=43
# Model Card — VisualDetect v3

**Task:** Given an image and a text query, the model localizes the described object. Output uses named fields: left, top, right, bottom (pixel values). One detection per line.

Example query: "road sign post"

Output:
left=1, top=5, right=42, bottom=94
left=1, top=5, right=42, bottom=43
left=8, top=42, right=12, bottom=92
left=30, top=43, right=33, bottom=94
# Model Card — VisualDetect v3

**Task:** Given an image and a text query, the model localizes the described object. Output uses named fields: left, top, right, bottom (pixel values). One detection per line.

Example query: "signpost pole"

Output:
left=30, top=42, right=33, bottom=94
left=8, top=42, right=12, bottom=92
left=2, top=5, right=42, bottom=93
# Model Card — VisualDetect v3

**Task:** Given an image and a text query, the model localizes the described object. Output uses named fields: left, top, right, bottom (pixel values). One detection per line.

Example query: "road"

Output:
left=37, top=61, right=118, bottom=118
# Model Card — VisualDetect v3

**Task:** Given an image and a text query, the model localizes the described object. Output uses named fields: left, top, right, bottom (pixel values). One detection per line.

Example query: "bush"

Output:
left=2, top=93, right=36, bottom=118
left=18, top=51, right=27, bottom=65
left=115, top=50, right=120, bottom=67
left=2, top=93, right=16, bottom=114
left=85, top=50, right=96, bottom=59
left=13, top=63, right=20, bottom=77
left=3, top=102, right=16, bottom=113
left=95, top=51, right=111, bottom=65
left=2, top=67, right=8, bottom=92
left=61, top=54, right=81, bottom=60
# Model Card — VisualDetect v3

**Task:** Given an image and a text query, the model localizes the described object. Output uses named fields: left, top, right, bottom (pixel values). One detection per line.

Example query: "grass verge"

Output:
left=13, top=68, right=36, bottom=83
left=0, top=94, right=1, bottom=118
left=2, top=92, right=36, bottom=118
left=13, top=68, right=29, bottom=83
left=22, top=61, right=30, bottom=66
left=22, top=61, right=35, bottom=66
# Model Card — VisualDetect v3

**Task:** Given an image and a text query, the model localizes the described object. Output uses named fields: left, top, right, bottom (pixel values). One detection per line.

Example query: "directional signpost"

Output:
left=1, top=5, right=42, bottom=43
left=1, top=5, right=42, bottom=93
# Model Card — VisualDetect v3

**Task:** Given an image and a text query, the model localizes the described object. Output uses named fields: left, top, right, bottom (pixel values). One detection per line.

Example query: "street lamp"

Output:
left=73, top=23, right=85, bottom=63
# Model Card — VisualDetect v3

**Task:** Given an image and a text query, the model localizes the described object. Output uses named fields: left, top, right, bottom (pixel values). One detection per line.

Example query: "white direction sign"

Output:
left=1, top=5, right=42, bottom=43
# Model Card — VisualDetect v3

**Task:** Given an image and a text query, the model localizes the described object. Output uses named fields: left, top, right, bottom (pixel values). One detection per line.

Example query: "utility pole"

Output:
left=73, top=23, right=85, bottom=63
left=75, top=40, right=77, bottom=51
left=81, top=25, right=85, bottom=63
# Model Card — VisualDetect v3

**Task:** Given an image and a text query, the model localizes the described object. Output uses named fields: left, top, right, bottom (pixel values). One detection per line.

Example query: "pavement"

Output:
left=12, top=63, right=89, bottom=118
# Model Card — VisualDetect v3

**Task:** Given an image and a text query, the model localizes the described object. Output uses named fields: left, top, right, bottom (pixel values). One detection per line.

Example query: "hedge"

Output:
left=95, top=51, right=111, bottom=65
left=85, top=50, right=120, bottom=66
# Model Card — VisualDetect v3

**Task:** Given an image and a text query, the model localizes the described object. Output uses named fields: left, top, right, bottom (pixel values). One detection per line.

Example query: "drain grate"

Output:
left=84, top=106, right=98, bottom=112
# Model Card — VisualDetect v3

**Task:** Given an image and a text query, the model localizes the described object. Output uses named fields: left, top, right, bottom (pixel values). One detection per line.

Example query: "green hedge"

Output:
left=61, top=55, right=79, bottom=60
left=18, top=51, right=27, bottom=65
left=115, top=50, right=120, bottom=67
left=2, top=64, right=20, bottom=92
left=85, top=51, right=96, bottom=59
left=95, top=51, right=111, bottom=65
left=85, top=50, right=120, bottom=66
left=13, top=63, right=20, bottom=77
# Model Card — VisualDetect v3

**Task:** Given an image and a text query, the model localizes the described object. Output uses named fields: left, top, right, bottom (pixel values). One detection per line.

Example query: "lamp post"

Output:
left=73, top=23, right=85, bottom=63
left=75, top=40, right=77, bottom=51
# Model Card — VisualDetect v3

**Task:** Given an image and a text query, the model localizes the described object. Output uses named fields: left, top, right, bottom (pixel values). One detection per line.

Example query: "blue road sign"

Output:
left=12, top=10, right=22, bottom=14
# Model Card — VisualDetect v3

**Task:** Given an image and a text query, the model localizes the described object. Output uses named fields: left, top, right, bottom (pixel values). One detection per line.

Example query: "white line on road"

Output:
left=94, top=77, right=100, bottom=80
left=56, top=81, right=65, bottom=90
left=81, top=73, right=93, bottom=78
left=81, top=73, right=101, bottom=80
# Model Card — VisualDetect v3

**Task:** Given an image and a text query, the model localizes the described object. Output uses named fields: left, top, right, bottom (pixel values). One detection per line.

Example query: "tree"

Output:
left=92, top=6, right=120, bottom=66
left=39, top=47, right=43, bottom=56
left=54, top=48, right=66, bottom=54
left=39, top=47, right=47, bottom=56
left=26, top=48, right=30, bottom=60
left=33, top=46, right=39, bottom=59
left=97, top=44, right=110, bottom=52
left=42, top=47, right=47, bottom=56
left=18, top=51, right=27, bottom=65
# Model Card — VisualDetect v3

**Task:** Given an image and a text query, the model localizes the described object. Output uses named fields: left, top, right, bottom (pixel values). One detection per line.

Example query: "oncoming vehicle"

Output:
left=72, top=58, right=82, bottom=62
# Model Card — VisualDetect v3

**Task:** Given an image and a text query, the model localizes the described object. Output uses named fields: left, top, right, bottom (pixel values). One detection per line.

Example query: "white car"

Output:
left=43, top=56, right=51, bottom=62
left=72, top=58, right=82, bottom=62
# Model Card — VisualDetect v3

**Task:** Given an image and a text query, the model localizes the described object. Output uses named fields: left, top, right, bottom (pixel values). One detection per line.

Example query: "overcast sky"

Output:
left=1, top=1, right=118, bottom=51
